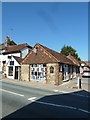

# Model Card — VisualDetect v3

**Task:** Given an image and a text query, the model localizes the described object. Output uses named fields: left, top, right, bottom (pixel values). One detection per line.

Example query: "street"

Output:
left=0, top=80, right=90, bottom=119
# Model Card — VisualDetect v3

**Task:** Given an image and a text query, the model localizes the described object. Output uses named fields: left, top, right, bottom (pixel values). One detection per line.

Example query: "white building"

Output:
left=0, top=43, right=32, bottom=80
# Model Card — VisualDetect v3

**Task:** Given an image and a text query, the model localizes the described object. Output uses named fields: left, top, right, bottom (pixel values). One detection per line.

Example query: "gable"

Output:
left=21, top=44, right=58, bottom=64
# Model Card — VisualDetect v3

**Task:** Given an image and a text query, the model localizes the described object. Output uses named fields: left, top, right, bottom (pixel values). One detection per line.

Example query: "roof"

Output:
left=21, top=43, right=75, bottom=65
left=80, top=61, right=90, bottom=67
left=40, top=44, right=74, bottom=65
left=66, top=54, right=80, bottom=66
left=2, top=43, right=32, bottom=54
left=13, top=56, right=23, bottom=64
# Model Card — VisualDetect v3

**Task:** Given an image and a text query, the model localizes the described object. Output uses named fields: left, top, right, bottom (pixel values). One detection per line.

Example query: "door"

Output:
left=15, top=66, right=18, bottom=79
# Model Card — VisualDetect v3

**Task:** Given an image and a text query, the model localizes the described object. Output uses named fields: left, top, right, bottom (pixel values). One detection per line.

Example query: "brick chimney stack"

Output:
left=4, top=36, right=10, bottom=47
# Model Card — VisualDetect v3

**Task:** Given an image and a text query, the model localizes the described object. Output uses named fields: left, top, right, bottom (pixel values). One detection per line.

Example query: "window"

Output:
left=30, top=64, right=46, bottom=80
left=8, top=56, right=11, bottom=59
left=10, top=61, right=14, bottom=65
left=43, top=64, right=46, bottom=67
left=8, top=66, right=13, bottom=76
left=59, top=64, right=62, bottom=72
left=50, top=66, right=54, bottom=73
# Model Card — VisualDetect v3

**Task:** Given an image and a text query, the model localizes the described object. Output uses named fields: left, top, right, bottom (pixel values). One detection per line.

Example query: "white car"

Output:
left=82, top=70, right=90, bottom=78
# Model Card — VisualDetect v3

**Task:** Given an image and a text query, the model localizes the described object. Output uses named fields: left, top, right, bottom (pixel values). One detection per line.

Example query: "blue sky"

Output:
left=2, top=2, right=88, bottom=60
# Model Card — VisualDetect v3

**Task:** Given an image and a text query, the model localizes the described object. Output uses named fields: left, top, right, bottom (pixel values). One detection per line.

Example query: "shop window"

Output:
left=8, top=66, right=13, bottom=76
left=59, top=64, right=62, bottom=72
left=50, top=66, right=54, bottom=73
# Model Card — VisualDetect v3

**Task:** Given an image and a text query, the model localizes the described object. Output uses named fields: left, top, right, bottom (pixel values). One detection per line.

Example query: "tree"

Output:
left=61, top=45, right=81, bottom=61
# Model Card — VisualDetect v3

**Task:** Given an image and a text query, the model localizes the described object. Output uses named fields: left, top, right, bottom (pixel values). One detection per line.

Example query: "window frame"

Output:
left=8, top=66, right=13, bottom=76
left=50, top=66, right=54, bottom=73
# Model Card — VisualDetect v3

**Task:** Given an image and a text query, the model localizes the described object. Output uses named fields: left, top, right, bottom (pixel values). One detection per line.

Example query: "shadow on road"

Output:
left=2, top=90, right=90, bottom=119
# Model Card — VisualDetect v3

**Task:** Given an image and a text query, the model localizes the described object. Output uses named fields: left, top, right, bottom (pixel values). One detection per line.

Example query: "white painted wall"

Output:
left=0, top=47, right=31, bottom=79
left=21, top=47, right=30, bottom=58
left=7, top=56, right=20, bottom=79
left=7, top=53, right=21, bottom=57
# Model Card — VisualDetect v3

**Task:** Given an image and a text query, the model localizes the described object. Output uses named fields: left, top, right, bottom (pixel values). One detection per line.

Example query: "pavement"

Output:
left=1, top=77, right=90, bottom=93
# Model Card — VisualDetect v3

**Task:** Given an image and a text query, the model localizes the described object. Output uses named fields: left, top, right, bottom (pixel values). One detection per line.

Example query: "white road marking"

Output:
left=28, top=97, right=36, bottom=101
left=53, top=90, right=59, bottom=92
left=78, top=108, right=90, bottom=114
left=59, top=91, right=69, bottom=93
left=34, top=101, right=90, bottom=114
left=35, top=101, right=76, bottom=109
left=0, top=89, right=24, bottom=97
left=71, top=93, right=90, bottom=98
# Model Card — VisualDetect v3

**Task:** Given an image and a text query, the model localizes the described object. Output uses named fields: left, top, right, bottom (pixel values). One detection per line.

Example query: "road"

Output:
left=0, top=80, right=90, bottom=119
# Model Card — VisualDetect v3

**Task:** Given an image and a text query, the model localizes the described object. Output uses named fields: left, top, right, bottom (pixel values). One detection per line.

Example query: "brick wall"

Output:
left=21, top=64, right=30, bottom=81
left=46, top=63, right=63, bottom=85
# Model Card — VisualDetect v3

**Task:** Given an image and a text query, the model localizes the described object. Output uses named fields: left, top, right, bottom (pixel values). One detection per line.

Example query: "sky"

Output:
left=2, top=2, right=88, bottom=61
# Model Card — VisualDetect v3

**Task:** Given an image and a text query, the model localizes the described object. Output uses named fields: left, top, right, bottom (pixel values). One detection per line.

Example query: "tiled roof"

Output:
left=80, top=61, right=90, bottom=67
left=2, top=43, right=32, bottom=54
left=40, top=44, right=74, bottom=65
left=21, top=43, right=75, bottom=65
left=13, top=56, right=23, bottom=64
left=66, top=54, right=80, bottom=66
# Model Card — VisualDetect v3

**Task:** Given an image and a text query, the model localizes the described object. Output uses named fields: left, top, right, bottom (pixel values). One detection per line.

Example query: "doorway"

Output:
left=15, top=66, right=19, bottom=79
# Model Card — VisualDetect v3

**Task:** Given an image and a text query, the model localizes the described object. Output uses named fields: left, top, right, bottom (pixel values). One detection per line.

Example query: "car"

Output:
left=82, top=70, right=90, bottom=78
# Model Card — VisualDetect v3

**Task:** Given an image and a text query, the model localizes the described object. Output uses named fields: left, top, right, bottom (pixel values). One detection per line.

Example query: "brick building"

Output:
left=21, top=43, right=80, bottom=85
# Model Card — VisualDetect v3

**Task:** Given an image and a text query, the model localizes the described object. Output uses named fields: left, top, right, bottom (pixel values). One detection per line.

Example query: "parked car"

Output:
left=82, top=70, right=90, bottom=78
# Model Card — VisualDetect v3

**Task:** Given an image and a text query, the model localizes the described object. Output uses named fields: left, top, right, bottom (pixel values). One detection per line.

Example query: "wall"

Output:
left=21, top=47, right=30, bottom=58
left=21, top=64, right=30, bottom=81
left=7, top=56, right=20, bottom=79
left=0, top=54, right=4, bottom=72
left=46, top=63, right=59, bottom=84
left=7, top=53, right=21, bottom=58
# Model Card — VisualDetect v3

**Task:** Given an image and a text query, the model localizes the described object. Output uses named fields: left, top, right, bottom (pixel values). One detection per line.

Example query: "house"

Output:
left=0, top=39, right=32, bottom=80
left=79, top=61, right=90, bottom=74
left=0, top=36, right=16, bottom=72
left=21, top=43, right=79, bottom=85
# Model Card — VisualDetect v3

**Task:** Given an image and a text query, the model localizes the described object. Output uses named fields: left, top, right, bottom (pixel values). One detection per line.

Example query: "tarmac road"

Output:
left=1, top=80, right=90, bottom=119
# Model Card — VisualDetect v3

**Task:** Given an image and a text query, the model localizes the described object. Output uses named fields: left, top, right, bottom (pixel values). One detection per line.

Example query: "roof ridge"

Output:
left=5, top=43, right=27, bottom=48
left=37, top=43, right=59, bottom=62
left=38, top=43, right=74, bottom=64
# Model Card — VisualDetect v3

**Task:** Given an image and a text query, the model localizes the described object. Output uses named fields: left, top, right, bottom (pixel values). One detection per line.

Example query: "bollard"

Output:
left=78, top=78, right=81, bottom=89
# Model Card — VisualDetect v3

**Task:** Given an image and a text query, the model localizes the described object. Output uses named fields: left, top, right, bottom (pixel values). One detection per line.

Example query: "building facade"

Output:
left=0, top=43, right=32, bottom=80
left=21, top=43, right=80, bottom=84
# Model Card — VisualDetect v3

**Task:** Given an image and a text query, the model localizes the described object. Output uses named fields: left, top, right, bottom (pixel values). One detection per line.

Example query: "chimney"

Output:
left=4, top=36, right=10, bottom=47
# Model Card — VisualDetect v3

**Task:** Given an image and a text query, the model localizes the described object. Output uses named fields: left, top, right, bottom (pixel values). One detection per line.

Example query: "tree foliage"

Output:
left=61, top=45, right=81, bottom=61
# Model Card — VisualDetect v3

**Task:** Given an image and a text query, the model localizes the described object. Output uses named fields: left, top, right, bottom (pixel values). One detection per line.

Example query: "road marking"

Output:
left=71, top=93, right=90, bottom=98
left=78, top=108, right=90, bottom=114
left=34, top=101, right=90, bottom=114
left=28, top=97, right=36, bottom=101
left=59, top=91, right=69, bottom=93
left=53, top=90, right=59, bottom=92
left=35, top=101, right=76, bottom=109
left=0, top=89, right=24, bottom=97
